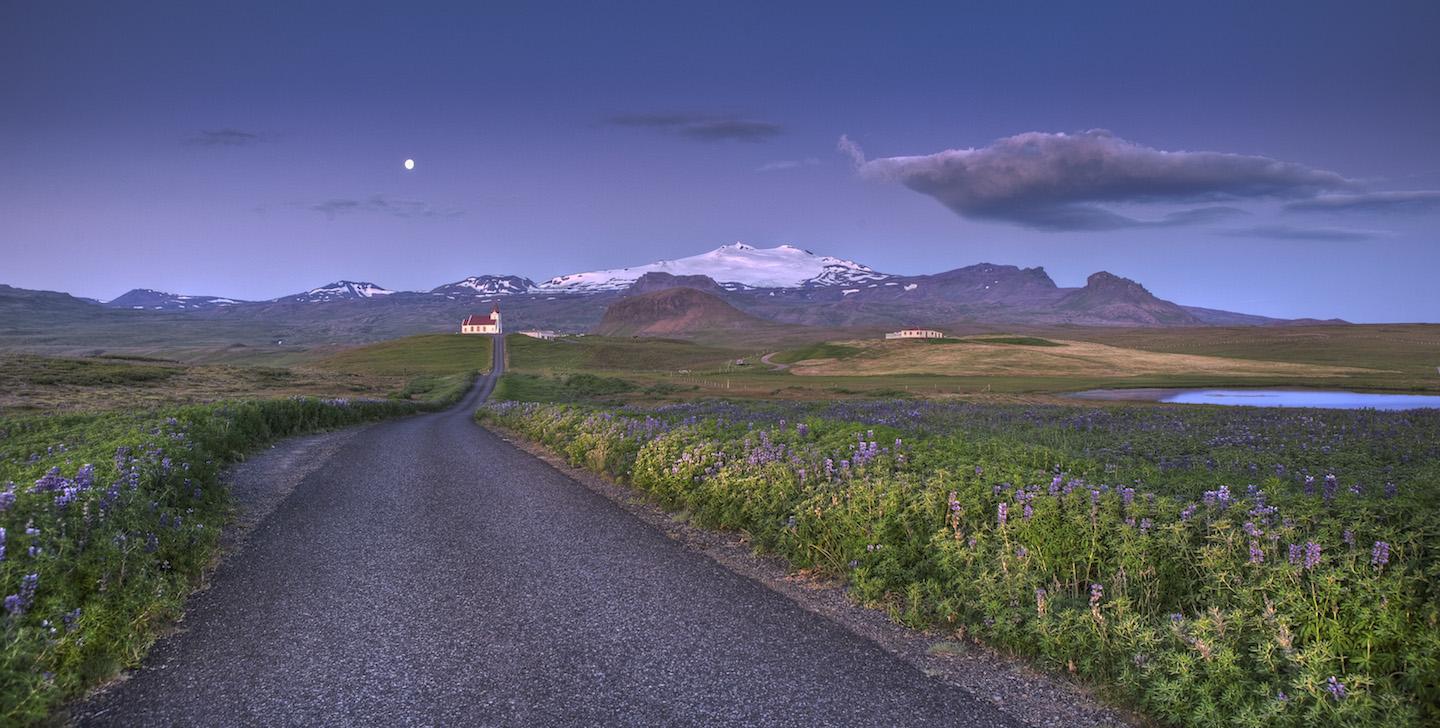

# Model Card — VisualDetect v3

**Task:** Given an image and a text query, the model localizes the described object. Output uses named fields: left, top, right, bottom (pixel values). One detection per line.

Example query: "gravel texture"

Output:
left=70, top=339, right=1022, bottom=727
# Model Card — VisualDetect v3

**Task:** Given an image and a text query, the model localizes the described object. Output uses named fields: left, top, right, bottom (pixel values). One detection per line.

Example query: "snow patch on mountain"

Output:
left=104, top=288, right=246, bottom=310
left=430, top=275, right=539, bottom=297
left=540, top=243, right=891, bottom=293
left=284, top=281, right=395, bottom=303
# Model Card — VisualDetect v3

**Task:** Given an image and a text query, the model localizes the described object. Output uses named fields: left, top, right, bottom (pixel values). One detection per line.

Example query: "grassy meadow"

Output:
left=496, top=324, right=1440, bottom=404
left=0, top=334, right=492, bottom=416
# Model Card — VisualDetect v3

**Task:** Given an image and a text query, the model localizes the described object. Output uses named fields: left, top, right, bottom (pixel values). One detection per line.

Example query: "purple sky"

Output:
left=3, top=1, right=1438, bottom=321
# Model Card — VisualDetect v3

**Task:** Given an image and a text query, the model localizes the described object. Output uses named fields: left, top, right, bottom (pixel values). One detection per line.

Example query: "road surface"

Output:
left=75, top=336, right=1016, bottom=727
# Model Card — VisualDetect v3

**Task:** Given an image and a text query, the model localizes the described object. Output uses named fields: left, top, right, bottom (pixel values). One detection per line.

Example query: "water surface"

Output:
left=1071, top=389, right=1440, bottom=410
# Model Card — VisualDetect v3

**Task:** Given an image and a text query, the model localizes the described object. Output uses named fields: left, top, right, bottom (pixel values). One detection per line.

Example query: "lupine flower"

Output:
left=1288, top=543, right=1302, bottom=566
left=1014, top=545, right=1028, bottom=558
left=1303, top=542, right=1322, bottom=570
left=997, top=502, right=1008, bottom=527
left=1180, top=504, right=1197, bottom=521
left=1248, top=540, right=1264, bottom=564
left=1326, top=676, right=1347, bottom=700
left=1343, top=529, right=1355, bottom=547
left=1371, top=540, right=1391, bottom=568
left=1090, top=583, right=1103, bottom=606
left=2, top=595, right=20, bottom=616
left=0, top=483, right=15, bottom=512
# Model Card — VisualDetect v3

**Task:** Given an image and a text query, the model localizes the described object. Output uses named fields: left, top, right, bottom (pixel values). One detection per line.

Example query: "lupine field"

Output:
left=480, top=398, right=1440, bottom=727
left=0, top=395, right=450, bottom=722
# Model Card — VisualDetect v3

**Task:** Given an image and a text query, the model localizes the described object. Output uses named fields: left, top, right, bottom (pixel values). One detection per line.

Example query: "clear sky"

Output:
left=3, top=1, right=1437, bottom=321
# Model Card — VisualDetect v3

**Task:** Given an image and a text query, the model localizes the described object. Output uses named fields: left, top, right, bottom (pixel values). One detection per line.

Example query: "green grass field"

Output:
left=1, top=334, right=494, bottom=415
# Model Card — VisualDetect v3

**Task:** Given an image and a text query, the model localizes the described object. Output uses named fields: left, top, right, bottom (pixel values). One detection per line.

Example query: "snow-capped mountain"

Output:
left=281, top=281, right=395, bottom=303
left=539, top=243, right=892, bottom=293
left=429, top=275, right=539, bottom=298
left=104, top=288, right=246, bottom=310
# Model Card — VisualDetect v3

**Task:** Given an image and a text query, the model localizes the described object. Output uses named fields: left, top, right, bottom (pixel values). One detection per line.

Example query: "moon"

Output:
left=403, top=158, right=415, bottom=170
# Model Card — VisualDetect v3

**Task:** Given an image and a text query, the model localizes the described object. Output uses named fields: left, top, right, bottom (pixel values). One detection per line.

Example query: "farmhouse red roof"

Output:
left=462, top=314, right=495, bottom=326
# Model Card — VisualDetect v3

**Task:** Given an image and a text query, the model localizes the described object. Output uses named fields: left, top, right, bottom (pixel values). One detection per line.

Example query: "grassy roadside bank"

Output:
left=0, top=379, right=475, bottom=722
left=478, top=399, right=1439, bottom=727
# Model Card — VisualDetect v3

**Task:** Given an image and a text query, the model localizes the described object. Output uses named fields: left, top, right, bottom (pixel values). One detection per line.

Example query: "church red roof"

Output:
left=462, top=314, right=496, bottom=326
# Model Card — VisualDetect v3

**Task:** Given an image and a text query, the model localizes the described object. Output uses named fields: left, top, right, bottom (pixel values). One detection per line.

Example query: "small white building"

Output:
left=885, top=328, right=945, bottom=340
left=519, top=329, right=557, bottom=340
left=461, top=304, right=502, bottom=334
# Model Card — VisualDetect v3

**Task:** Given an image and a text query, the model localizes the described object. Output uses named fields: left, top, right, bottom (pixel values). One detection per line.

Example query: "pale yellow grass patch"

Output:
left=787, top=338, right=1378, bottom=379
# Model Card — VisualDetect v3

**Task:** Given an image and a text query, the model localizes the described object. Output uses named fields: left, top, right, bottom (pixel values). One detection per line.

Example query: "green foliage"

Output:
left=0, top=394, right=443, bottom=722
left=1, top=356, right=178, bottom=386
left=317, top=333, right=493, bottom=377
left=480, top=400, right=1440, bottom=727
left=770, top=343, right=863, bottom=364
left=493, top=372, right=636, bottom=403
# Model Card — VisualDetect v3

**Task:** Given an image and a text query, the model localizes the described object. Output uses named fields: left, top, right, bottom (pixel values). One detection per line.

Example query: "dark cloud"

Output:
left=185, top=129, right=267, bottom=147
left=308, top=195, right=462, bottom=220
left=1218, top=224, right=1382, bottom=242
left=608, top=113, right=782, bottom=142
left=1284, top=190, right=1440, bottom=214
left=840, top=130, right=1356, bottom=231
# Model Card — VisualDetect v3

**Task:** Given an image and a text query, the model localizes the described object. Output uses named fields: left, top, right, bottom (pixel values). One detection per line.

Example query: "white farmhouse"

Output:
left=885, top=328, right=945, bottom=340
left=461, top=303, right=503, bottom=334
left=519, top=329, right=557, bottom=340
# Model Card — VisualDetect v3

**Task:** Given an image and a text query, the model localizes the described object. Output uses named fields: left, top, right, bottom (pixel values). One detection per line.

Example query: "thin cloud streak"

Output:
left=307, top=195, right=462, bottom=220
left=608, top=113, right=783, bottom=142
left=185, top=129, right=268, bottom=147
left=1284, top=190, right=1440, bottom=214
left=1218, top=224, right=1384, bottom=242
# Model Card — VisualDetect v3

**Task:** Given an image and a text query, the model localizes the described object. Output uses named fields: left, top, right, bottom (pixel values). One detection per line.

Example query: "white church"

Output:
left=460, top=303, right=503, bottom=334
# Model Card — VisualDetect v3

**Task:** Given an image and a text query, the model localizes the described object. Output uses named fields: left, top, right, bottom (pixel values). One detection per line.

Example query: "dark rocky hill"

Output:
left=594, top=287, right=767, bottom=337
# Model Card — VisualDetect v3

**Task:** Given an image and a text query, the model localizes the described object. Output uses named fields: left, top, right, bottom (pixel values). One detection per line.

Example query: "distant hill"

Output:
left=1054, top=272, right=1201, bottom=326
left=624, top=272, right=726, bottom=296
left=594, top=287, right=770, bottom=337
left=429, top=275, right=539, bottom=298
left=106, top=288, right=247, bottom=310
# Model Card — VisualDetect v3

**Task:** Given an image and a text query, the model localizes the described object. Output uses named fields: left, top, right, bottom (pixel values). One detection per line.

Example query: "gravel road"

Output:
left=72, top=337, right=1018, bottom=727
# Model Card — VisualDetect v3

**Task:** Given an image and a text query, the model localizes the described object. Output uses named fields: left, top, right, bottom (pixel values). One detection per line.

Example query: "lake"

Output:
left=1069, top=388, right=1440, bottom=410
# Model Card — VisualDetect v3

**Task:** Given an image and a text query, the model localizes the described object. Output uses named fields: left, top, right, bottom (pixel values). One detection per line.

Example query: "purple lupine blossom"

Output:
left=1322, top=474, right=1338, bottom=503
left=1303, top=542, right=1322, bottom=570
left=1287, top=543, right=1302, bottom=566
left=1089, top=583, right=1103, bottom=607
left=1371, top=541, right=1391, bottom=568
left=1121, top=487, right=1135, bottom=508
left=0, top=483, right=14, bottom=512
left=1139, top=518, right=1153, bottom=534
left=1015, top=546, right=1028, bottom=558
left=62, top=608, right=82, bottom=630
left=1244, top=521, right=1262, bottom=538
left=1023, top=501, right=1034, bottom=520
left=1326, top=676, right=1347, bottom=700
left=2, top=595, right=20, bottom=616
left=1343, top=529, right=1355, bottom=547
left=997, top=502, right=1008, bottom=527
left=0, top=526, right=5, bottom=562
left=1248, top=540, right=1264, bottom=564
left=1384, top=481, right=1397, bottom=499
left=1180, top=504, right=1197, bottom=521
left=33, top=467, right=66, bottom=493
